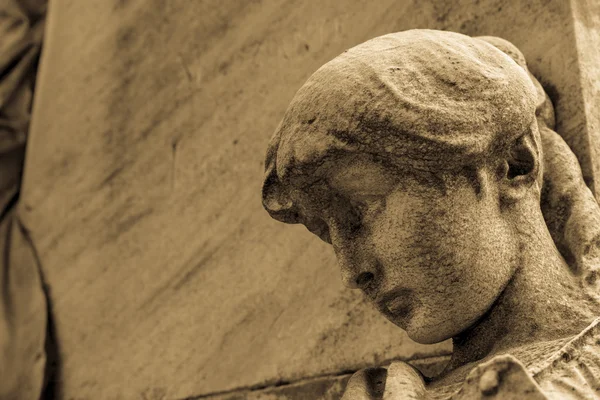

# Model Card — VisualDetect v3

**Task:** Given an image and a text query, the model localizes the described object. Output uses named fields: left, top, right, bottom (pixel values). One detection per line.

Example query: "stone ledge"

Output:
left=198, top=356, right=450, bottom=400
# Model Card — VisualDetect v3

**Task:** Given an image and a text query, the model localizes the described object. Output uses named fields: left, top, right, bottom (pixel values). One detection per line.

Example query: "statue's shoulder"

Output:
left=445, top=317, right=600, bottom=399
left=341, top=318, right=600, bottom=399
left=528, top=316, right=600, bottom=398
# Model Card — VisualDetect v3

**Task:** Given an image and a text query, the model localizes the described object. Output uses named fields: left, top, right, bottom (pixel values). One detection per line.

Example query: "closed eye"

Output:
left=346, top=205, right=364, bottom=235
left=350, top=196, right=385, bottom=226
left=329, top=195, right=386, bottom=238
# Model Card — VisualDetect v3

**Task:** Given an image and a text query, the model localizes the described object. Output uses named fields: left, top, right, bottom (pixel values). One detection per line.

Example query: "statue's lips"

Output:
left=375, top=288, right=414, bottom=321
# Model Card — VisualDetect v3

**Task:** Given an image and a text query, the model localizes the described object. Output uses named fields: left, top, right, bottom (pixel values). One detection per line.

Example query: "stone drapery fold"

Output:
left=0, top=1, right=48, bottom=398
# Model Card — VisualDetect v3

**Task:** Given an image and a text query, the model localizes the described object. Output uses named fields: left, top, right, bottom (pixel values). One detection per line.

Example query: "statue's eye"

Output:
left=352, top=197, right=385, bottom=223
left=329, top=193, right=385, bottom=237
left=347, top=205, right=364, bottom=234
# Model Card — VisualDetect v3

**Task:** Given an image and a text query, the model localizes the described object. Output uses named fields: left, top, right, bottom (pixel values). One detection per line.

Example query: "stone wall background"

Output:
left=16, top=0, right=599, bottom=398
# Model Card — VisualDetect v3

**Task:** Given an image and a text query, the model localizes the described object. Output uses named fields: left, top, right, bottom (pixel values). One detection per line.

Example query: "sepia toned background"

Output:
left=10, top=0, right=600, bottom=398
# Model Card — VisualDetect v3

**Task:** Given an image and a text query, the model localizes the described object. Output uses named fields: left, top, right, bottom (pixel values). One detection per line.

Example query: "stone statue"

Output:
left=261, top=30, right=600, bottom=399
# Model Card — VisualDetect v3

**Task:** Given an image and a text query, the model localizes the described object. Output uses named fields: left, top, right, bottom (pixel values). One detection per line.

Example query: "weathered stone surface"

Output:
left=15, top=0, right=600, bottom=399
left=23, top=2, right=458, bottom=398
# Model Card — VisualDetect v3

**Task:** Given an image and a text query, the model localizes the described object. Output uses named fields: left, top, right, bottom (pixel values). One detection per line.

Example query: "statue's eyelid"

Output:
left=347, top=200, right=367, bottom=219
left=355, top=196, right=386, bottom=215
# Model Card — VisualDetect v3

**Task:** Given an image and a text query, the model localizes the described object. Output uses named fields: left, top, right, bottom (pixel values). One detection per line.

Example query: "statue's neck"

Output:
left=446, top=225, right=599, bottom=374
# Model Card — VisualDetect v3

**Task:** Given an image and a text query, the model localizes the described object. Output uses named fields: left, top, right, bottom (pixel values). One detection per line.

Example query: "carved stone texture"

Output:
left=262, top=30, right=600, bottom=398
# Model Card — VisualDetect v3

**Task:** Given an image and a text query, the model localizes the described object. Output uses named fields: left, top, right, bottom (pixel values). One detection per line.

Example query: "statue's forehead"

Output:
left=273, top=118, right=496, bottom=184
left=271, top=30, right=537, bottom=183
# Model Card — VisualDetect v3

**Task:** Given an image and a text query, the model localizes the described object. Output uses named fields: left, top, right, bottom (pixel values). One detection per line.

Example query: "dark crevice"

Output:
left=179, top=370, right=355, bottom=400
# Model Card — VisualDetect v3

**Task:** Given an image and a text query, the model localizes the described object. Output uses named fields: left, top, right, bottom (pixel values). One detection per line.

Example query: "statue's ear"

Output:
left=498, top=132, right=540, bottom=202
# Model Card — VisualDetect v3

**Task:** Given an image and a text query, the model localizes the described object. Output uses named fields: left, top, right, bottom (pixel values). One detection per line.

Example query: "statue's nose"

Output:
left=340, top=259, right=377, bottom=290
left=328, top=219, right=379, bottom=289
left=334, top=241, right=378, bottom=290
left=355, top=271, right=375, bottom=288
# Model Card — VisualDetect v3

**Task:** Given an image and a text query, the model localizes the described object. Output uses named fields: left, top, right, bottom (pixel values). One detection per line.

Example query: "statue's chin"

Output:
left=377, top=304, right=446, bottom=344
left=374, top=293, right=481, bottom=344
left=406, top=327, right=450, bottom=345
left=401, top=314, right=459, bottom=345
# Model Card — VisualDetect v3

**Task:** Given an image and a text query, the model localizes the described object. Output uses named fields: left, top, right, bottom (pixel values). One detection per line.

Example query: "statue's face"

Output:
left=291, top=154, right=519, bottom=344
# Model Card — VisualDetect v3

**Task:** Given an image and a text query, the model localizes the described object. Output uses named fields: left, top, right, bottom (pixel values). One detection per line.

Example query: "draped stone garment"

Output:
left=342, top=318, right=600, bottom=399
left=0, top=1, right=49, bottom=398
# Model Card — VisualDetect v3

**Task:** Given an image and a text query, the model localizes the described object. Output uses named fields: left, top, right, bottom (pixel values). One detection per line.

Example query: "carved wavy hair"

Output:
left=262, top=30, right=600, bottom=286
